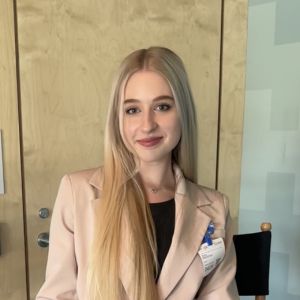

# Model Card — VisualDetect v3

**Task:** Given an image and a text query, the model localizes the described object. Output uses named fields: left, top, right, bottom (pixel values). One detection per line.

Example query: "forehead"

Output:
left=124, top=70, right=173, bottom=100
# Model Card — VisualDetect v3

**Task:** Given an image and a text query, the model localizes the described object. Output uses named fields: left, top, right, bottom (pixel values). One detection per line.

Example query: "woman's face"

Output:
left=120, top=70, right=181, bottom=165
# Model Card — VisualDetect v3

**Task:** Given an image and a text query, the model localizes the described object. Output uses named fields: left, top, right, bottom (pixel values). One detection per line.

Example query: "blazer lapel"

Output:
left=157, top=167, right=212, bottom=300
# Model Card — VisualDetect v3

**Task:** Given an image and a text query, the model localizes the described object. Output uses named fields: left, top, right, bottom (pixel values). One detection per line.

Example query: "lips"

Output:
left=137, top=137, right=163, bottom=147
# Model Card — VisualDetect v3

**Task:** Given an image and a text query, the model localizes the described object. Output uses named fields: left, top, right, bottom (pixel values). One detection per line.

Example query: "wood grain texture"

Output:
left=16, top=0, right=222, bottom=297
left=218, top=0, right=248, bottom=221
left=0, top=0, right=27, bottom=299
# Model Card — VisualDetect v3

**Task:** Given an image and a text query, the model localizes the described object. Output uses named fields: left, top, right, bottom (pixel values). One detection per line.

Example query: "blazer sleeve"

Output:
left=196, top=195, right=239, bottom=300
left=36, top=175, right=78, bottom=300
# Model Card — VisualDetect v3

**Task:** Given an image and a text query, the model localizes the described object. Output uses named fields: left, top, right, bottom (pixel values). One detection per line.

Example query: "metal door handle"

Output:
left=38, top=208, right=50, bottom=219
left=37, top=232, right=49, bottom=248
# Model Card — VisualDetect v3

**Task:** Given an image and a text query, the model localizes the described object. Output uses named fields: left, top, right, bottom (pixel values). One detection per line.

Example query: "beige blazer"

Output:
left=36, top=165, right=239, bottom=300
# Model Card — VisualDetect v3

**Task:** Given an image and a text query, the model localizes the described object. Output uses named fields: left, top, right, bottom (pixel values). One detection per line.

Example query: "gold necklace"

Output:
left=150, top=187, right=160, bottom=194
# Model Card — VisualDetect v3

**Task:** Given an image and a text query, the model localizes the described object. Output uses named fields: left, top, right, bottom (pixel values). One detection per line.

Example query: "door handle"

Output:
left=37, top=232, right=49, bottom=248
left=38, top=208, right=50, bottom=219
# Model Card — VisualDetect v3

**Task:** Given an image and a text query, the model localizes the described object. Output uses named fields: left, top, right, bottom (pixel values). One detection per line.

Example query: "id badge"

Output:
left=198, top=237, right=225, bottom=276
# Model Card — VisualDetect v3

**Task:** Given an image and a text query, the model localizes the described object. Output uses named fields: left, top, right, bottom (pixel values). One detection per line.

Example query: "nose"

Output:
left=141, top=109, right=158, bottom=133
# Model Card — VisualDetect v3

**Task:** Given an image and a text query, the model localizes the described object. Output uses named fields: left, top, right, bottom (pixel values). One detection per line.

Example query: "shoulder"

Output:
left=57, top=166, right=103, bottom=202
left=66, top=166, right=103, bottom=187
left=185, top=181, right=231, bottom=235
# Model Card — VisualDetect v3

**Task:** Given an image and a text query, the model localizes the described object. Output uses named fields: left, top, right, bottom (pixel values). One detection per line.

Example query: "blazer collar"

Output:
left=87, top=164, right=212, bottom=207
left=88, top=167, right=103, bottom=191
left=88, top=165, right=213, bottom=299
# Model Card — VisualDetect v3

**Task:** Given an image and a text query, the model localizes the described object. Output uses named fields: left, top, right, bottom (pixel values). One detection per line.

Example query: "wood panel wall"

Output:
left=15, top=1, right=222, bottom=297
left=218, top=0, right=248, bottom=223
left=0, top=0, right=27, bottom=299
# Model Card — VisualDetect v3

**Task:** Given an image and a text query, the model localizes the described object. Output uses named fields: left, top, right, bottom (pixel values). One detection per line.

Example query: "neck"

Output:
left=137, top=159, right=176, bottom=202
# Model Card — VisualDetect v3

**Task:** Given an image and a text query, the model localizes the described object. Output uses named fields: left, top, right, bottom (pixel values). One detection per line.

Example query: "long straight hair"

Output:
left=88, top=47, right=198, bottom=300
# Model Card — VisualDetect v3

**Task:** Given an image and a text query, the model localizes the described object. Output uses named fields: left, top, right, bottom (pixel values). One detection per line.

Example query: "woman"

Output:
left=37, top=47, right=239, bottom=300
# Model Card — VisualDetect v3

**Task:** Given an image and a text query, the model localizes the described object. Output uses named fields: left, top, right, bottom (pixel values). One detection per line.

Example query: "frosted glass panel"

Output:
left=240, top=1, right=300, bottom=299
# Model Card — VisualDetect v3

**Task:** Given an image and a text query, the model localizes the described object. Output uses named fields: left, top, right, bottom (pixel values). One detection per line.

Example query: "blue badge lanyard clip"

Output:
left=202, top=222, right=215, bottom=246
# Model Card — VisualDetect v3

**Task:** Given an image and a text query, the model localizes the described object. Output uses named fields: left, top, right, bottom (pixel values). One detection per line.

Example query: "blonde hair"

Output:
left=88, top=47, right=198, bottom=300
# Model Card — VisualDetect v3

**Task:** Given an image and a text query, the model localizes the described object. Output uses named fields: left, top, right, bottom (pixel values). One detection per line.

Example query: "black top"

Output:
left=149, top=198, right=175, bottom=280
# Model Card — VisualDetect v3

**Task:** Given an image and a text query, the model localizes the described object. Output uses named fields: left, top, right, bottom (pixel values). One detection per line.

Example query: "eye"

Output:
left=155, top=104, right=171, bottom=111
left=125, top=107, right=140, bottom=115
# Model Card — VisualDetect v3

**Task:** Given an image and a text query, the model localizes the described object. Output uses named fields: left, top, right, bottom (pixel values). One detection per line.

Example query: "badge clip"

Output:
left=202, top=222, right=215, bottom=246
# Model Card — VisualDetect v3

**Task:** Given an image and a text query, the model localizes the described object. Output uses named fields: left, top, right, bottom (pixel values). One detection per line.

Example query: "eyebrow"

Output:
left=124, top=95, right=174, bottom=104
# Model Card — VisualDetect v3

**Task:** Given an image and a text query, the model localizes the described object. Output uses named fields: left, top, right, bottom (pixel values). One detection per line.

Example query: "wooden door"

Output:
left=0, top=0, right=27, bottom=299
left=15, top=0, right=223, bottom=298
